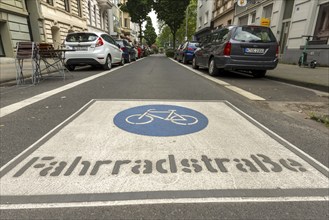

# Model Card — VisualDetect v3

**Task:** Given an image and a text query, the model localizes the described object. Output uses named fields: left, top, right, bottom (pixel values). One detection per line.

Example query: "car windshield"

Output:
left=233, top=26, right=276, bottom=42
left=65, top=33, right=98, bottom=42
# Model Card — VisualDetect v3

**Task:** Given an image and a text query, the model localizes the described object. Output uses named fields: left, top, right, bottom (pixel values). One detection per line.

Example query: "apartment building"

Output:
left=195, top=0, right=214, bottom=40
left=212, top=0, right=235, bottom=30
left=0, top=0, right=31, bottom=57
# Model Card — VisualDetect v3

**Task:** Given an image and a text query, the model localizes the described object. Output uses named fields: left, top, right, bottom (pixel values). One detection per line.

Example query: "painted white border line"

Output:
left=0, top=59, right=144, bottom=118
left=171, top=58, right=266, bottom=101
left=1, top=196, right=328, bottom=210
left=0, top=100, right=95, bottom=173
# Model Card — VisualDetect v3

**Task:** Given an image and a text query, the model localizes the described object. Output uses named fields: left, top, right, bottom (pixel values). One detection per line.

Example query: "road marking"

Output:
left=0, top=59, right=144, bottom=118
left=0, top=100, right=328, bottom=208
left=171, top=58, right=266, bottom=101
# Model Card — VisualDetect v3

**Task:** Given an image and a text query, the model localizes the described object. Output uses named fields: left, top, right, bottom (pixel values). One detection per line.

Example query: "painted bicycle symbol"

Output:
left=125, top=109, right=198, bottom=126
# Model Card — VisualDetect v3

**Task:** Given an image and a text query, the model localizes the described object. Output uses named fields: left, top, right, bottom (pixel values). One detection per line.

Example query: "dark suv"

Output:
left=192, top=25, right=279, bottom=77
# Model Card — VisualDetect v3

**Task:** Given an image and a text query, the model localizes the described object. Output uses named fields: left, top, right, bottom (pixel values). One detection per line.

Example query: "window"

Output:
left=124, top=18, right=129, bottom=28
left=263, top=4, right=273, bottom=19
left=251, top=11, right=256, bottom=23
left=204, top=11, right=209, bottom=24
left=77, top=0, right=82, bottom=17
left=88, top=1, right=92, bottom=25
left=239, top=15, right=248, bottom=25
left=199, top=17, right=202, bottom=28
left=314, top=2, right=329, bottom=41
left=283, top=0, right=294, bottom=20
left=94, top=5, right=97, bottom=27
left=227, top=19, right=232, bottom=25
left=46, top=0, right=53, bottom=5
left=64, top=0, right=70, bottom=12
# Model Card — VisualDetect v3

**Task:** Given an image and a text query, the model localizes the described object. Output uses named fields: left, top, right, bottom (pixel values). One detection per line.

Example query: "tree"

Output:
left=153, top=0, right=190, bottom=49
left=157, top=25, right=172, bottom=48
left=144, top=16, right=157, bottom=46
left=176, top=0, right=197, bottom=43
left=119, top=0, right=153, bottom=43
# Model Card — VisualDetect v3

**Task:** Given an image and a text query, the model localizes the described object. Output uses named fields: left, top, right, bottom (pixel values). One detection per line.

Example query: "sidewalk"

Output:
left=0, top=57, right=328, bottom=92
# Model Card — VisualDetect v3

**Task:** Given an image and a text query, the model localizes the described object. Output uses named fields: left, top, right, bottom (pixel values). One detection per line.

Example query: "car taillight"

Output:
left=96, top=37, right=104, bottom=47
left=188, top=47, right=194, bottom=51
left=276, top=45, right=279, bottom=58
left=121, top=47, right=126, bottom=52
left=224, top=42, right=231, bottom=56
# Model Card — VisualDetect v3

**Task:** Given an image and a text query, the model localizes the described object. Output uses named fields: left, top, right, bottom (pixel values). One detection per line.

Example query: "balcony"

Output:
left=97, top=0, right=114, bottom=10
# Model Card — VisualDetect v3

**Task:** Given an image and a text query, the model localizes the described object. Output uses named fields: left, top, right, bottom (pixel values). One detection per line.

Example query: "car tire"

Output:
left=208, top=58, right=219, bottom=76
left=65, top=65, right=75, bottom=71
left=103, top=55, right=112, bottom=70
left=192, top=57, right=199, bottom=69
left=252, top=70, right=266, bottom=78
left=183, top=56, right=188, bottom=64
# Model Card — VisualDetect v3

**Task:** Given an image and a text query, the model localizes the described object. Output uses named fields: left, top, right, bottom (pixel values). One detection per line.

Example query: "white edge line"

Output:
left=0, top=58, right=146, bottom=118
left=226, top=100, right=329, bottom=172
left=170, top=58, right=266, bottom=101
left=1, top=196, right=328, bottom=210
left=0, top=99, right=95, bottom=172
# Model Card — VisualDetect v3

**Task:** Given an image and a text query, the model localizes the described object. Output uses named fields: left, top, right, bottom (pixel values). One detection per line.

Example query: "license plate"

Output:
left=245, top=48, right=265, bottom=54
left=74, top=46, right=88, bottom=51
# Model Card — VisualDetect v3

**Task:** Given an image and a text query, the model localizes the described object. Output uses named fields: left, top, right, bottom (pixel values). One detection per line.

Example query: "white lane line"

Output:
left=1, top=196, right=328, bottom=210
left=171, top=58, right=266, bottom=101
left=0, top=59, right=144, bottom=118
left=225, top=85, right=266, bottom=101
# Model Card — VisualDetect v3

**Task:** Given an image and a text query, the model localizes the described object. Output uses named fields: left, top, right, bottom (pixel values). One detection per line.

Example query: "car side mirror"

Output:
left=195, top=43, right=200, bottom=47
left=117, top=44, right=120, bottom=49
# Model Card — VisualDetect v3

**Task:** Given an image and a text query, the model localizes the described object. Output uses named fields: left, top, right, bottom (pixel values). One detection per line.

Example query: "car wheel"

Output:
left=183, top=56, right=188, bottom=64
left=65, top=65, right=75, bottom=71
left=252, top=70, right=266, bottom=78
left=103, top=55, right=112, bottom=70
left=208, top=58, right=219, bottom=76
left=192, top=57, right=199, bottom=69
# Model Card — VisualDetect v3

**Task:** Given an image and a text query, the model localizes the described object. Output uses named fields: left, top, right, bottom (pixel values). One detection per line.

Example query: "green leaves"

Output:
left=153, top=0, right=190, bottom=48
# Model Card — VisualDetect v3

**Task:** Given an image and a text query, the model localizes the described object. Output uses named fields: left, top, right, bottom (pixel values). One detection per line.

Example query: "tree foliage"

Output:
left=157, top=0, right=197, bottom=48
left=153, top=0, right=190, bottom=49
left=119, top=0, right=153, bottom=43
left=144, top=16, right=157, bottom=46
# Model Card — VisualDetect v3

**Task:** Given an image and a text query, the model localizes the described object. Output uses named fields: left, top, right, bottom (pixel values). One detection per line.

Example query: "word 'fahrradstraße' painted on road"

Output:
left=0, top=100, right=328, bottom=208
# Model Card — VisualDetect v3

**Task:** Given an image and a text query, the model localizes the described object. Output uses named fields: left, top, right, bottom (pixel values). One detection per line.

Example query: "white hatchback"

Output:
left=64, top=32, right=124, bottom=71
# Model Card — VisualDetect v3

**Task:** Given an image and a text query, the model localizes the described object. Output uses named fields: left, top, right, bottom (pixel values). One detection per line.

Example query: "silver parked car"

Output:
left=193, top=25, right=279, bottom=77
left=64, top=32, right=124, bottom=71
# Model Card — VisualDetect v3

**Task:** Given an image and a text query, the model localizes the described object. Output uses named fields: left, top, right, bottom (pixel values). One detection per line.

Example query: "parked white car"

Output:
left=64, top=32, right=124, bottom=71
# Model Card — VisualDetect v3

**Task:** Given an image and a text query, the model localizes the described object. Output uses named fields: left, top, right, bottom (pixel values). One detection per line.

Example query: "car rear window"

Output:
left=65, top=33, right=98, bottom=42
left=233, top=26, right=276, bottom=43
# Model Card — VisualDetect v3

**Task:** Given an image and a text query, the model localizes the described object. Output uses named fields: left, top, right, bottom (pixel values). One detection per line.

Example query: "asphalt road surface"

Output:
left=0, top=54, right=328, bottom=219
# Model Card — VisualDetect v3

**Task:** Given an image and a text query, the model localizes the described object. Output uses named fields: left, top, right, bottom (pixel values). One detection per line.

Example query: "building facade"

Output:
left=0, top=0, right=31, bottom=57
left=195, top=0, right=214, bottom=40
left=0, top=0, right=141, bottom=58
left=212, top=0, right=235, bottom=30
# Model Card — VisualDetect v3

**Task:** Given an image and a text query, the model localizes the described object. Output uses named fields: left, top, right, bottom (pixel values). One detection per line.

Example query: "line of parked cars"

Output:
left=63, top=31, right=149, bottom=71
left=174, top=25, right=279, bottom=78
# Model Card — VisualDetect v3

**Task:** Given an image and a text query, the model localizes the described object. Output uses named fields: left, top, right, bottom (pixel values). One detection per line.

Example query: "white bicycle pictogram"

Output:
left=125, top=109, right=198, bottom=126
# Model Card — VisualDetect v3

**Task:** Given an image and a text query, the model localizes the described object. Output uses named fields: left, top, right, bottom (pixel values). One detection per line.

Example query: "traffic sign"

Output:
left=113, top=104, right=208, bottom=136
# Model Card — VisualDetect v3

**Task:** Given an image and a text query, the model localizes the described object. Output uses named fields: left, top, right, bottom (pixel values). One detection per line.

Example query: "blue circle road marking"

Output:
left=113, top=105, right=208, bottom=137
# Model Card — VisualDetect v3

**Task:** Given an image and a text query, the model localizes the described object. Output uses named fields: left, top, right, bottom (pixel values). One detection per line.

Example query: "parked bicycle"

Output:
left=126, top=109, right=198, bottom=126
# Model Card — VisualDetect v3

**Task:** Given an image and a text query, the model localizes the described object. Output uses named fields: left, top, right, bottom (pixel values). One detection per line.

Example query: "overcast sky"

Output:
left=144, top=10, right=159, bottom=35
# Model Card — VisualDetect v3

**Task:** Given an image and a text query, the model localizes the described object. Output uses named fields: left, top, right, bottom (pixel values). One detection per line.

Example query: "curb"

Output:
left=266, top=76, right=329, bottom=93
